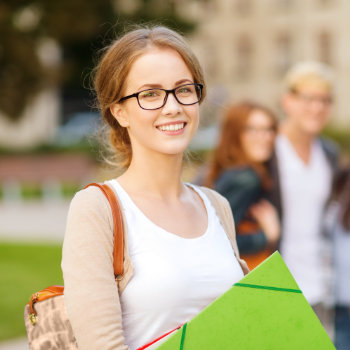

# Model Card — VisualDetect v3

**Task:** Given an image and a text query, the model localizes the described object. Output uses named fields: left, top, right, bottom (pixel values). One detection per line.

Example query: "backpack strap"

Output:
left=84, top=183, right=124, bottom=277
left=200, top=186, right=249, bottom=274
left=27, top=182, right=125, bottom=324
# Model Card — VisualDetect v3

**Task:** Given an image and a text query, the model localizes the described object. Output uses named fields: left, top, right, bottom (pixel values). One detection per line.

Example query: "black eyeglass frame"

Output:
left=118, top=83, right=204, bottom=110
left=290, top=88, right=333, bottom=105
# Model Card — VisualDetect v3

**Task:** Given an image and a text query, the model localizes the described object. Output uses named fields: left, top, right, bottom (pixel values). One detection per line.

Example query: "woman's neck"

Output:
left=118, top=152, right=185, bottom=200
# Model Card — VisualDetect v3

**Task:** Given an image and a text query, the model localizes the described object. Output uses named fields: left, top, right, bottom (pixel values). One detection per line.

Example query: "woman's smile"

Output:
left=156, top=121, right=187, bottom=134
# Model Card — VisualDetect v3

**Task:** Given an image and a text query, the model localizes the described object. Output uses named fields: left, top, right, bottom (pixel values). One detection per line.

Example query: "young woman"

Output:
left=324, top=167, right=350, bottom=350
left=204, top=102, right=280, bottom=270
left=62, top=26, right=247, bottom=350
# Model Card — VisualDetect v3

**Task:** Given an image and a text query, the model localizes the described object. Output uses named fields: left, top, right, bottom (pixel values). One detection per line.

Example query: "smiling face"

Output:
left=110, top=47, right=200, bottom=160
left=282, top=83, right=332, bottom=136
left=240, top=109, right=276, bottom=163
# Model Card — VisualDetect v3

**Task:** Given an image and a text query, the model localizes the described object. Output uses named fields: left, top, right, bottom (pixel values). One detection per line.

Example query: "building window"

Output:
left=275, top=0, right=294, bottom=10
left=275, top=33, right=292, bottom=75
left=319, top=31, right=332, bottom=64
left=318, top=0, right=334, bottom=7
left=235, top=35, right=253, bottom=79
left=203, top=0, right=218, bottom=12
left=203, top=42, right=217, bottom=78
left=235, top=0, right=252, bottom=16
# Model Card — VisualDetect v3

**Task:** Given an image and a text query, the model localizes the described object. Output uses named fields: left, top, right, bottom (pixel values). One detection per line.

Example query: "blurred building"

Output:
left=176, top=0, right=350, bottom=126
left=2, top=0, right=348, bottom=151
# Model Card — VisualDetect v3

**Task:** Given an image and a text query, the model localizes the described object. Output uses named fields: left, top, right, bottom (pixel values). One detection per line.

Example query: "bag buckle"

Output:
left=29, top=313, right=37, bottom=325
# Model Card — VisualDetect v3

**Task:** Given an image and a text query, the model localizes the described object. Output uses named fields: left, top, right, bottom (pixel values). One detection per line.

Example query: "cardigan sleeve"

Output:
left=61, top=186, right=129, bottom=350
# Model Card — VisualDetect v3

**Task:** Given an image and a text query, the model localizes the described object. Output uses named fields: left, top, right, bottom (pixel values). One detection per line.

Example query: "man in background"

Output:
left=269, top=61, right=338, bottom=334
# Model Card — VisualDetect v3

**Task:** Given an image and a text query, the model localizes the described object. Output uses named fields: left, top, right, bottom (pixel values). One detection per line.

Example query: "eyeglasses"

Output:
left=244, top=126, right=276, bottom=136
left=292, top=92, right=333, bottom=106
left=118, top=83, right=203, bottom=110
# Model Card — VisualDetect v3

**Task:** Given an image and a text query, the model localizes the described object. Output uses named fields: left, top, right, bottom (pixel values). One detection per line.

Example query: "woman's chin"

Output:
left=249, top=153, right=273, bottom=163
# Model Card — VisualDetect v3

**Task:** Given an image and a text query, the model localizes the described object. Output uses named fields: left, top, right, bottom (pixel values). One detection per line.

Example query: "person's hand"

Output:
left=249, top=200, right=280, bottom=245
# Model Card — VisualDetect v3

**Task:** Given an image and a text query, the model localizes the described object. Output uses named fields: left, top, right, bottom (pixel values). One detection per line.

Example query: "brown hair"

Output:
left=94, top=25, right=206, bottom=169
left=332, top=168, right=350, bottom=231
left=204, top=101, right=277, bottom=188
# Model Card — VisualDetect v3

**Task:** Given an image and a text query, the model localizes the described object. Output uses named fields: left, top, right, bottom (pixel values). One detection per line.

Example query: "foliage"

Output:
left=61, top=182, right=81, bottom=198
left=20, top=183, right=42, bottom=199
left=0, top=0, right=196, bottom=121
left=0, top=242, right=63, bottom=340
left=322, top=125, right=350, bottom=154
left=0, top=182, right=80, bottom=200
left=0, top=138, right=99, bottom=156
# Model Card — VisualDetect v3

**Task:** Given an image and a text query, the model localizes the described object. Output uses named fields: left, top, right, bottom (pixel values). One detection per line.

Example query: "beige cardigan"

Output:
left=62, top=185, right=247, bottom=350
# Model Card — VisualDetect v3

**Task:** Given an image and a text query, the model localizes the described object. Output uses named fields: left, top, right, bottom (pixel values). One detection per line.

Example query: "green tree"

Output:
left=0, top=0, right=195, bottom=121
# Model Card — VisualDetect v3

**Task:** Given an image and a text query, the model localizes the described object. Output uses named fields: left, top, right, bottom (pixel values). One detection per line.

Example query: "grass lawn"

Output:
left=0, top=241, right=63, bottom=341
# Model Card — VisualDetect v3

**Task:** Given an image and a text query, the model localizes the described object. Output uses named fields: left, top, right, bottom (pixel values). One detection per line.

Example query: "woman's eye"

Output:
left=140, top=90, right=160, bottom=99
left=177, top=87, right=193, bottom=94
left=141, top=92, right=154, bottom=97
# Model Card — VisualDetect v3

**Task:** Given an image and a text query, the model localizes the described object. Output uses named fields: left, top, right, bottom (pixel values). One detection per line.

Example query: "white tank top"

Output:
left=108, top=180, right=244, bottom=350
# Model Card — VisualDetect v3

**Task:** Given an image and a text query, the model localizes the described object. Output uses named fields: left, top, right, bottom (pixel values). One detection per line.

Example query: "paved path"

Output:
left=0, top=200, right=70, bottom=348
left=0, top=200, right=70, bottom=242
left=0, top=338, right=28, bottom=350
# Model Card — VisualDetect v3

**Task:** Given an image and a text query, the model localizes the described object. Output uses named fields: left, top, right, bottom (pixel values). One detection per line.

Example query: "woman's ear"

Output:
left=110, top=103, right=130, bottom=128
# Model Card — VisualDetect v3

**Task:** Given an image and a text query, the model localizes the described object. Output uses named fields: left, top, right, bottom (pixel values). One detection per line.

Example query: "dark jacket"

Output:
left=214, top=167, right=268, bottom=254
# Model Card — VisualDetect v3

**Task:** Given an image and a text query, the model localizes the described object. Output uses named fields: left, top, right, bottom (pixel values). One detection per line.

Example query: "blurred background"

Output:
left=1, top=0, right=349, bottom=348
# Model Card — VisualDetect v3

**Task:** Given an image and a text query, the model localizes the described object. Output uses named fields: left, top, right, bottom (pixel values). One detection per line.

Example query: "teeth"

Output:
left=158, top=123, right=184, bottom=131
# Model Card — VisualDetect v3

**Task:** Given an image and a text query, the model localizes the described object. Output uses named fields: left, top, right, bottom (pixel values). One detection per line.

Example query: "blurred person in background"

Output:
left=324, top=167, right=350, bottom=350
left=269, top=61, right=339, bottom=333
left=204, top=102, right=280, bottom=270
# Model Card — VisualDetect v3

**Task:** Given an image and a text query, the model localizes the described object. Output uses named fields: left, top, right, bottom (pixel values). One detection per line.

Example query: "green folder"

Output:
left=155, top=251, right=335, bottom=350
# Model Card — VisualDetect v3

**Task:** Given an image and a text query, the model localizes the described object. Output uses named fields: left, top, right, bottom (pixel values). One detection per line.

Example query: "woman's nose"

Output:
left=162, top=92, right=182, bottom=115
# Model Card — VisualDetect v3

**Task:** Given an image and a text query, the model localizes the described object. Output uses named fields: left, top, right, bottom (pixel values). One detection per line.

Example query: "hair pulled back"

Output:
left=204, top=101, right=277, bottom=188
left=94, top=25, right=206, bottom=169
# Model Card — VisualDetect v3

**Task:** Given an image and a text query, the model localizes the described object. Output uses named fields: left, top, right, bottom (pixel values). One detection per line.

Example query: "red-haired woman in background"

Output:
left=204, top=102, right=280, bottom=270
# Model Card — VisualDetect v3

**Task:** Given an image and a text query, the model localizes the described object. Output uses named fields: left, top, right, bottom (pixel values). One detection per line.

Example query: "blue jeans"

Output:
left=335, top=306, right=350, bottom=350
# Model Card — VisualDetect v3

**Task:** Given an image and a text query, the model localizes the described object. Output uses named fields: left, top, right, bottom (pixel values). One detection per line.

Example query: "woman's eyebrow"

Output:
left=175, top=78, right=193, bottom=85
left=137, top=83, right=162, bottom=90
left=137, top=79, right=194, bottom=91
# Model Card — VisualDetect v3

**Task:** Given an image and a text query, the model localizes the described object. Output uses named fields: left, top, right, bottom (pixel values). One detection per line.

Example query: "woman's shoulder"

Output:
left=194, top=185, right=227, bottom=202
left=72, top=184, right=108, bottom=204
left=193, top=185, right=231, bottom=215
left=68, top=184, right=112, bottom=220
left=64, top=184, right=114, bottom=247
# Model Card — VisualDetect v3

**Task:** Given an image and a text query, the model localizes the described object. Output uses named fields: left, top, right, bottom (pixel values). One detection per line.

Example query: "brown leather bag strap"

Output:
left=84, top=183, right=124, bottom=277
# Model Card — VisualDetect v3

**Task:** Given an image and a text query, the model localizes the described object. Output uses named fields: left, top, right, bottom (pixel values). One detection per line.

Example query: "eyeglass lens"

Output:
left=138, top=84, right=201, bottom=110
left=244, top=126, right=275, bottom=136
left=295, top=93, right=333, bottom=106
